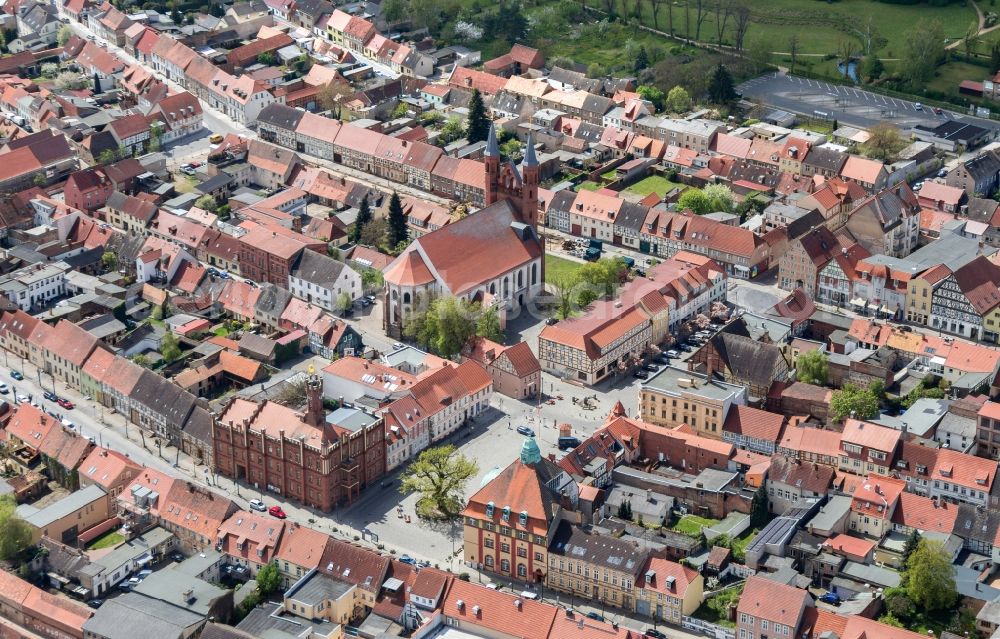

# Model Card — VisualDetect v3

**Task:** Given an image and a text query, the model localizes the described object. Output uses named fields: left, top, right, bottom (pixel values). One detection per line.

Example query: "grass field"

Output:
left=88, top=530, right=124, bottom=550
left=671, top=514, right=720, bottom=537
left=624, top=175, right=686, bottom=197
left=569, top=0, right=975, bottom=59
left=545, top=254, right=586, bottom=284
left=577, top=180, right=603, bottom=191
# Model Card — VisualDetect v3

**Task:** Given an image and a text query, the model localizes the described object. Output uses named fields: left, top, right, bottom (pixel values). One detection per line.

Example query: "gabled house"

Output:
left=845, top=184, right=920, bottom=258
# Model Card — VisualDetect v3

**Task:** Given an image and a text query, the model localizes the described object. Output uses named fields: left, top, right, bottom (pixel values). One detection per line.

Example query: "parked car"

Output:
left=633, top=370, right=648, bottom=379
left=248, top=499, right=266, bottom=512
left=937, top=168, right=948, bottom=178
left=209, top=134, right=224, bottom=144
left=16, top=394, right=29, bottom=404
left=644, top=631, right=667, bottom=639
left=43, top=390, right=57, bottom=401
left=678, top=344, right=692, bottom=352
left=643, top=363, right=658, bottom=372
left=914, top=102, right=923, bottom=110
left=11, top=370, right=23, bottom=380
left=399, top=555, right=417, bottom=565
left=585, top=612, right=605, bottom=622
left=0, top=383, right=9, bottom=394
left=268, top=505, right=287, bottom=519
left=545, top=317, right=558, bottom=325
left=933, top=107, right=943, bottom=115
left=819, top=592, right=841, bottom=605
left=666, top=349, right=680, bottom=358
left=87, top=599, right=104, bottom=609
left=520, top=590, right=539, bottom=600
left=516, top=425, right=535, bottom=437
left=57, top=398, right=74, bottom=410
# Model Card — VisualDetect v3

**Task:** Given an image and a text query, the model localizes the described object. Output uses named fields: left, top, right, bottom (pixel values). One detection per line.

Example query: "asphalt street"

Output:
left=737, top=72, right=1000, bottom=133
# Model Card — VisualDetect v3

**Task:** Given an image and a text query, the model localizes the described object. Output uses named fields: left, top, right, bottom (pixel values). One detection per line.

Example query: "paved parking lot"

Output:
left=737, top=73, right=1000, bottom=133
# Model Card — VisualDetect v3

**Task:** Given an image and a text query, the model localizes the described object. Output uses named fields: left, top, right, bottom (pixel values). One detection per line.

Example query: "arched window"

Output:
left=403, top=292, right=411, bottom=304
left=531, top=263, right=537, bottom=285
left=391, top=290, right=398, bottom=301
left=517, top=564, right=527, bottom=578
left=517, top=270, right=523, bottom=288
left=490, top=282, right=496, bottom=295
left=484, top=556, right=494, bottom=568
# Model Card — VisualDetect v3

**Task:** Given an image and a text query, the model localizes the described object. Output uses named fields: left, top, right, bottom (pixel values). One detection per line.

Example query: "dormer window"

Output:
left=502, top=506, right=511, bottom=522
left=519, top=510, right=528, bottom=526
left=486, top=501, right=495, bottom=518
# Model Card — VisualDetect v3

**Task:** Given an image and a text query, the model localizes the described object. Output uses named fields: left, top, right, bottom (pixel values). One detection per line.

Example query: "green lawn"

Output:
left=88, top=530, right=124, bottom=550
left=732, top=529, right=758, bottom=561
left=692, top=583, right=744, bottom=628
left=545, top=254, right=585, bottom=284
left=577, top=180, right=602, bottom=192
left=624, top=175, right=686, bottom=198
left=586, top=0, right=975, bottom=58
left=671, top=514, right=720, bottom=537
left=926, top=60, right=988, bottom=97
left=213, top=326, right=230, bottom=337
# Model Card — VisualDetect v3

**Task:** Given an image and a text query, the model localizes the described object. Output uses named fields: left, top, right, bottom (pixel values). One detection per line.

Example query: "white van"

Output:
left=520, top=590, right=539, bottom=600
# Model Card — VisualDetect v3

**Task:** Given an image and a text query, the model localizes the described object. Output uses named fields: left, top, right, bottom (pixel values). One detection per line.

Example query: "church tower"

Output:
left=519, top=132, right=540, bottom=229
left=484, top=123, right=500, bottom=206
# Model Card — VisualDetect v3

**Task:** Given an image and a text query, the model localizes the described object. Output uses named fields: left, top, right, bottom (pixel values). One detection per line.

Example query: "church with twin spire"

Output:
left=382, top=124, right=546, bottom=337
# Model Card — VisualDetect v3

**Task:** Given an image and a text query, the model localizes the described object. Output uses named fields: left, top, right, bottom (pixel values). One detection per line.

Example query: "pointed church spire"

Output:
left=521, top=132, right=538, bottom=167
left=485, top=122, right=499, bottom=157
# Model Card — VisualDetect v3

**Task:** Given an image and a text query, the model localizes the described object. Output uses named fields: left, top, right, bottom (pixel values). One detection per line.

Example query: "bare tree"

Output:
left=602, top=0, right=615, bottom=15
left=649, top=0, right=662, bottom=29
left=732, top=0, right=751, bottom=52
left=964, top=19, right=979, bottom=61
left=694, top=0, right=707, bottom=41
left=633, top=0, right=643, bottom=21
left=713, top=0, right=734, bottom=46
left=854, top=15, right=884, bottom=56
left=317, top=81, right=353, bottom=120
left=666, top=0, right=674, bottom=34
left=684, top=0, right=690, bottom=40
left=788, top=33, right=799, bottom=74
left=837, top=38, right=860, bottom=65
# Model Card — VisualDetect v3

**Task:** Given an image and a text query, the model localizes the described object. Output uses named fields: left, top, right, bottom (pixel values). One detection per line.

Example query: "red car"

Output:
left=268, top=505, right=286, bottom=519
left=189, top=161, right=201, bottom=168
left=57, top=398, right=74, bottom=410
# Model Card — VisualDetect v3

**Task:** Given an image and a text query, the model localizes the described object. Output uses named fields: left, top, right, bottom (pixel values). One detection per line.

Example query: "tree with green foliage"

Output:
left=902, top=529, right=921, bottom=565
left=195, top=194, right=218, bottom=212
left=830, top=383, right=880, bottom=421
left=579, top=257, right=626, bottom=299
left=992, top=42, right=1000, bottom=74
left=404, top=296, right=477, bottom=358
left=678, top=188, right=710, bottom=215
left=57, top=24, right=74, bottom=46
left=256, top=563, right=282, bottom=595
left=33, top=173, right=46, bottom=187
left=900, top=19, right=945, bottom=87
left=400, top=444, right=478, bottom=518
left=148, top=121, right=163, bottom=153
left=257, top=51, right=276, bottom=65
left=633, top=46, right=650, bottom=73
left=98, top=148, right=116, bottom=165
left=905, top=538, right=957, bottom=612
left=359, top=218, right=387, bottom=248
left=466, top=89, right=489, bottom=144
left=703, top=183, right=735, bottom=214
left=476, top=305, right=504, bottom=343
left=750, top=484, right=769, bottom=528
left=0, top=494, right=32, bottom=560
left=617, top=500, right=633, bottom=520
left=352, top=195, right=372, bottom=244
left=101, top=251, right=117, bottom=272
left=361, top=268, right=383, bottom=293
left=664, top=85, right=691, bottom=114
left=878, top=613, right=904, bottom=628
left=796, top=350, right=829, bottom=385
left=636, top=85, right=665, bottom=111
left=708, top=65, right=736, bottom=104
left=386, top=192, right=408, bottom=249
left=382, top=0, right=407, bottom=22
left=861, top=122, right=907, bottom=163
left=553, top=276, right=577, bottom=320
left=334, top=292, right=353, bottom=315
left=438, top=116, right=466, bottom=145
left=161, top=332, right=181, bottom=362
left=499, top=138, right=522, bottom=161
left=131, top=354, right=152, bottom=368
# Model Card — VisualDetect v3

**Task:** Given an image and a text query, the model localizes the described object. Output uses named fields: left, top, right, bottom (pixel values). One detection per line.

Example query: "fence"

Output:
left=682, top=616, right=736, bottom=639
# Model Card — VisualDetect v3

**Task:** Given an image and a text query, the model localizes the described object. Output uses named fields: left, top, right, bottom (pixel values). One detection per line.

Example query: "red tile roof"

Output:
left=78, top=447, right=140, bottom=491
left=840, top=418, right=901, bottom=454
left=723, top=405, right=785, bottom=443
left=737, top=575, right=811, bottom=629
left=890, top=490, right=958, bottom=534
left=274, top=523, right=330, bottom=571
left=440, top=578, right=557, bottom=639
left=823, top=533, right=875, bottom=560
